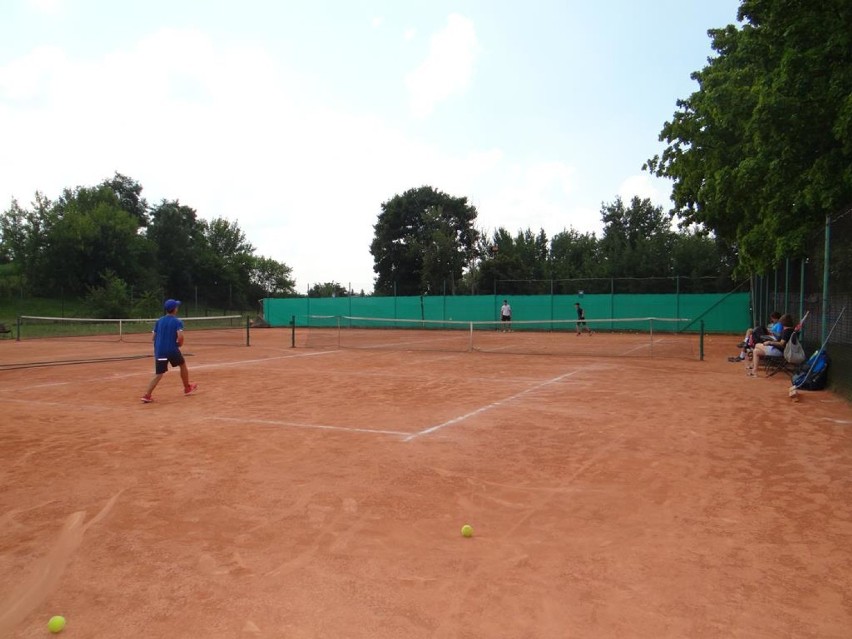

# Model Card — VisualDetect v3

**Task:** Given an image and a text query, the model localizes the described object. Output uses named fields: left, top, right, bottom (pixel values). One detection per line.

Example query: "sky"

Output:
left=0, top=0, right=743, bottom=293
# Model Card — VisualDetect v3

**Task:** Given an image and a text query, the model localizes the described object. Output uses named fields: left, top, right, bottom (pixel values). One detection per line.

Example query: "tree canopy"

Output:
left=0, top=172, right=295, bottom=314
left=644, top=0, right=852, bottom=274
left=370, top=186, right=479, bottom=296
left=466, top=197, right=729, bottom=295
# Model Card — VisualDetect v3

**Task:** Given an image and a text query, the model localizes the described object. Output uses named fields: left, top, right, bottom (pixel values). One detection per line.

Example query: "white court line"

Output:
left=404, top=369, right=582, bottom=442
left=0, top=348, right=341, bottom=390
left=342, top=334, right=470, bottom=351
left=190, top=348, right=338, bottom=371
left=211, top=416, right=409, bottom=437
left=2, top=397, right=118, bottom=412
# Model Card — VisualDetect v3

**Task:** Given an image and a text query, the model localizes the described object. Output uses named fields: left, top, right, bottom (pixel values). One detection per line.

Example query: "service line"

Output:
left=404, top=368, right=582, bottom=442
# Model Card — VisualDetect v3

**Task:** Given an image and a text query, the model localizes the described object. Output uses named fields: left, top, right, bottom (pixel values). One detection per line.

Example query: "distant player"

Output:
left=500, top=299, right=512, bottom=332
left=575, top=302, right=592, bottom=336
left=141, top=299, right=198, bottom=402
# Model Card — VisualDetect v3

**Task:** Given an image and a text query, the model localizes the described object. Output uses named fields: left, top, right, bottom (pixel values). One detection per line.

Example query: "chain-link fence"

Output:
left=752, top=205, right=852, bottom=399
left=495, top=275, right=738, bottom=296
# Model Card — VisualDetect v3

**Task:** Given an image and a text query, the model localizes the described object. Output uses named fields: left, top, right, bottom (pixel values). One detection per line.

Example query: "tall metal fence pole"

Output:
left=784, top=258, right=790, bottom=313
left=822, top=214, right=831, bottom=342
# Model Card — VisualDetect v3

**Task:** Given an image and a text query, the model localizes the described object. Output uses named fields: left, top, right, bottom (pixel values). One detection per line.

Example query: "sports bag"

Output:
left=792, top=350, right=830, bottom=391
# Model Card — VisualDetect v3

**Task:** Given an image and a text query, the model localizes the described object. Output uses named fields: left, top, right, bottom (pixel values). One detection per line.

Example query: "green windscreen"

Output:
left=263, top=292, right=749, bottom=334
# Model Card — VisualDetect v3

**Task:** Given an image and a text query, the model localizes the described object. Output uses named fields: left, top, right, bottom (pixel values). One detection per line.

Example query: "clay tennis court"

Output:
left=1, top=327, right=851, bottom=638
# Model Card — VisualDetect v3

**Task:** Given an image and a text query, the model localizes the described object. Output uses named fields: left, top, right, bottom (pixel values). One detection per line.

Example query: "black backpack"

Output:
left=792, top=350, right=831, bottom=391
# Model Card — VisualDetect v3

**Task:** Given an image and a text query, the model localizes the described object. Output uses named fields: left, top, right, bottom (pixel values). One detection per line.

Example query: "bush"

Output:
left=84, top=270, right=130, bottom=318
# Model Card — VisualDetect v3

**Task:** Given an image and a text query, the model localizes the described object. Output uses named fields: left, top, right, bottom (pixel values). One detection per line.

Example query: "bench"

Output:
left=0, top=323, right=11, bottom=338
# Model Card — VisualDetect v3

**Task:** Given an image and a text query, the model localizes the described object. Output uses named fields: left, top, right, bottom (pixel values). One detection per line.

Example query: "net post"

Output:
left=16, top=314, right=21, bottom=341
left=649, top=318, right=654, bottom=356
left=468, top=321, right=473, bottom=351
left=290, top=315, right=296, bottom=348
left=246, top=316, right=251, bottom=346
left=699, top=320, right=705, bottom=361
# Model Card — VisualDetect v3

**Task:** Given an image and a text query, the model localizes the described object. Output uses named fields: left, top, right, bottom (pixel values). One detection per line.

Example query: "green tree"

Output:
left=645, top=0, right=852, bottom=273
left=670, top=230, right=736, bottom=292
left=472, top=227, right=552, bottom=294
left=371, top=186, right=479, bottom=295
left=146, top=199, right=204, bottom=297
left=84, top=269, right=131, bottom=318
left=549, top=228, right=602, bottom=284
left=101, top=172, right=149, bottom=227
left=308, top=282, right=349, bottom=298
left=0, top=192, right=56, bottom=292
left=598, top=197, right=675, bottom=283
left=249, top=256, right=295, bottom=298
left=197, top=217, right=256, bottom=308
left=42, top=186, right=153, bottom=295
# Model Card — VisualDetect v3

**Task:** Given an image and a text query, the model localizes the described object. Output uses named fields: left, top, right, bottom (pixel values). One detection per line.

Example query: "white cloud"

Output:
left=0, top=26, right=594, bottom=291
left=0, top=45, right=67, bottom=100
left=617, top=173, right=671, bottom=209
left=475, top=161, right=595, bottom=238
left=405, top=13, right=479, bottom=118
left=371, top=16, right=383, bottom=29
left=26, top=0, right=63, bottom=15
left=403, top=28, right=416, bottom=41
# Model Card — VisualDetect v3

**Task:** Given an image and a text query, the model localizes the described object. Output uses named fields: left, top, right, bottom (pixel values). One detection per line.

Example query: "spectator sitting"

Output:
left=746, top=313, right=795, bottom=377
left=728, top=311, right=782, bottom=362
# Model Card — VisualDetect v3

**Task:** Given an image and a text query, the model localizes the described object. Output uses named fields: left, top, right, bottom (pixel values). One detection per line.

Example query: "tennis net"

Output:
left=17, top=314, right=249, bottom=346
left=298, top=315, right=702, bottom=359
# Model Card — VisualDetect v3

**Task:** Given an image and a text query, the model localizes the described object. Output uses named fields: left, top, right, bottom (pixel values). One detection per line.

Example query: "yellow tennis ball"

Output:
left=47, top=615, right=66, bottom=633
left=461, top=524, right=473, bottom=538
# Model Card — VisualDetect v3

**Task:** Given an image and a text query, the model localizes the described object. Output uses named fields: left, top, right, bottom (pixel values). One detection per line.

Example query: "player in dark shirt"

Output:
left=575, top=302, right=592, bottom=336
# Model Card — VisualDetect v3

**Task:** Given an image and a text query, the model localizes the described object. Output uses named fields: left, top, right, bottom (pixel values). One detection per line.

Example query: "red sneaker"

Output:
left=184, top=383, right=198, bottom=396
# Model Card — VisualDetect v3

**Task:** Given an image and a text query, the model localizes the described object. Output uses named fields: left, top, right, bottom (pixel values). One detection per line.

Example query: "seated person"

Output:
left=729, top=312, right=782, bottom=361
left=746, top=313, right=795, bottom=377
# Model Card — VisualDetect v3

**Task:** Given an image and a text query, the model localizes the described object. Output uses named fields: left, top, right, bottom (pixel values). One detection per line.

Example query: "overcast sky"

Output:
left=0, top=0, right=742, bottom=293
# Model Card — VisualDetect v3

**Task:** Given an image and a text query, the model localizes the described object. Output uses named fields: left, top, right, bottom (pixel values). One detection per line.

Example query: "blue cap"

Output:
left=164, top=299, right=181, bottom=312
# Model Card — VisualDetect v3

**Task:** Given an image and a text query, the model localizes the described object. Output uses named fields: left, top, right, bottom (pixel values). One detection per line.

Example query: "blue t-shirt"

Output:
left=153, top=314, right=184, bottom=358
left=770, top=321, right=783, bottom=337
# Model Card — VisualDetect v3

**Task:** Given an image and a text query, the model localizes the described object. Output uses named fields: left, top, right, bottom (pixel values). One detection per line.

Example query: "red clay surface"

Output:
left=1, top=329, right=851, bottom=638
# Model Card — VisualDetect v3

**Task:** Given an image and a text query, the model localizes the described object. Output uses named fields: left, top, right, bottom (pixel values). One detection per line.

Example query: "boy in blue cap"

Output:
left=141, top=299, right=198, bottom=402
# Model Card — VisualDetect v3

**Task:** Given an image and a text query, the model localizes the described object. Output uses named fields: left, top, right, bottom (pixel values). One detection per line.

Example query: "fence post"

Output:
left=822, top=214, right=831, bottom=343
left=784, top=258, right=790, bottom=313
left=676, top=275, right=680, bottom=321
left=610, top=278, right=615, bottom=324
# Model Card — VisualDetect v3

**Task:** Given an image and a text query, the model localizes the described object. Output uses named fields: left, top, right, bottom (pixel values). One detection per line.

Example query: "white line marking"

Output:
left=1, top=398, right=115, bottom=411
left=0, top=349, right=341, bottom=390
left=190, top=349, right=338, bottom=371
left=404, top=369, right=581, bottom=442
left=211, top=416, right=409, bottom=437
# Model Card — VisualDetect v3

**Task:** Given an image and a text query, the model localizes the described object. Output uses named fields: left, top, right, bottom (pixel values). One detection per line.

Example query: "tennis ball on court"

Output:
left=47, top=615, right=66, bottom=633
left=461, top=524, right=473, bottom=538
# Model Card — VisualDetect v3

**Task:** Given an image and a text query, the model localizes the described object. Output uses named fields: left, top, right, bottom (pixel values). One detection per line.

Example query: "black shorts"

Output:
left=501, top=315, right=511, bottom=322
left=154, top=352, right=185, bottom=375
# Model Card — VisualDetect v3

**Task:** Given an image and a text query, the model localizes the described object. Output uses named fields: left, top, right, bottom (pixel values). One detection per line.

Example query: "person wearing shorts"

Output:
left=575, top=302, right=592, bottom=335
left=500, top=299, right=512, bottom=332
left=747, top=313, right=795, bottom=377
left=141, top=299, right=198, bottom=402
